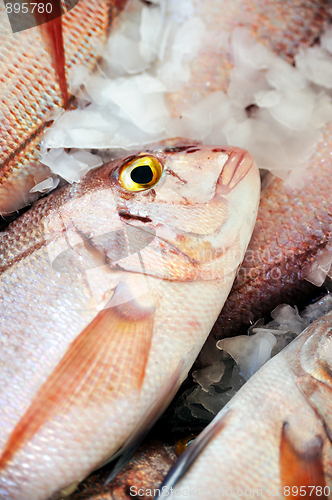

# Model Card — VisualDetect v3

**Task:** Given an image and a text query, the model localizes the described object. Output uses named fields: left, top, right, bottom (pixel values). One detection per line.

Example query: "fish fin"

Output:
left=0, top=289, right=155, bottom=471
left=300, top=324, right=332, bottom=388
left=157, top=409, right=231, bottom=497
left=104, top=360, right=185, bottom=483
left=280, top=422, right=327, bottom=500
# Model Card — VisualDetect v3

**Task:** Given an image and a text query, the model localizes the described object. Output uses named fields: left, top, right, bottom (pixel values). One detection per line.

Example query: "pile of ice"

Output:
left=36, top=0, right=332, bottom=188
left=174, top=294, right=332, bottom=422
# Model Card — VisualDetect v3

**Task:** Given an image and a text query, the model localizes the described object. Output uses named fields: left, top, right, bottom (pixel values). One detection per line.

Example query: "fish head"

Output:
left=99, top=144, right=260, bottom=281
left=44, top=144, right=259, bottom=310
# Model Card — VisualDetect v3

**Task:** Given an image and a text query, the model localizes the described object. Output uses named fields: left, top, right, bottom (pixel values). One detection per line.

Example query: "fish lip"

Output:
left=217, top=147, right=255, bottom=193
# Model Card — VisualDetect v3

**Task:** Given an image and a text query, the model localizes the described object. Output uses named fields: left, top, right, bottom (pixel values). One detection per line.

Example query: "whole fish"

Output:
left=1, top=0, right=331, bottom=496
left=160, top=307, right=332, bottom=499
left=0, top=144, right=260, bottom=500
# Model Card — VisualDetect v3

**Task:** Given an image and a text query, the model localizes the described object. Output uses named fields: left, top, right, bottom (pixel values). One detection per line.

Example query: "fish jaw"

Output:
left=0, top=145, right=259, bottom=500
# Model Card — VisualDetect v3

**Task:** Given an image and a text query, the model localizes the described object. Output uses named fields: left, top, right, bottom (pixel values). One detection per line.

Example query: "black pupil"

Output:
left=131, top=165, right=153, bottom=184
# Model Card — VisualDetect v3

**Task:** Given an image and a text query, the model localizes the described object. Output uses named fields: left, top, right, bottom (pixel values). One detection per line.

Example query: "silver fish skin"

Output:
left=0, top=145, right=259, bottom=500
left=161, top=308, right=332, bottom=499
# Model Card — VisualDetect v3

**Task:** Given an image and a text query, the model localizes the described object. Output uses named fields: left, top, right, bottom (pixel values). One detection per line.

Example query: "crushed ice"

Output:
left=40, top=0, right=332, bottom=186
left=40, top=149, right=103, bottom=183
left=216, top=331, right=277, bottom=381
left=303, top=238, right=332, bottom=287
left=29, top=177, right=59, bottom=194
left=175, top=294, right=332, bottom=423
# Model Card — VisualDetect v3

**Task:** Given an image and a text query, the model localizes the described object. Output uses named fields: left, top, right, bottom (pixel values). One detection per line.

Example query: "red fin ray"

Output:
left=0, top=291, right=155, bottom=470
left=280, top=422, right=327, bottom=500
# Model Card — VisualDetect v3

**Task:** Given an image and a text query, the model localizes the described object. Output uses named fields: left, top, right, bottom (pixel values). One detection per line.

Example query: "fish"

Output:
left=214, top=119, right=332, bottom=339
left=159, top=307, right=332, bottom=500
left=0, top=144, right=260, bottom=500
left=0, top=0, right=331, bottom=496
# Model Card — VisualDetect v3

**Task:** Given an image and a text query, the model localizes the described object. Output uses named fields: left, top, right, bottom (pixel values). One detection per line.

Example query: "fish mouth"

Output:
left=217, top=147, right=255, bottom=194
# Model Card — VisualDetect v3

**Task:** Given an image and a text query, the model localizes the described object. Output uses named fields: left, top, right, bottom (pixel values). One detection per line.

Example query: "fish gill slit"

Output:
left=118, top=211, right=152, bottom=223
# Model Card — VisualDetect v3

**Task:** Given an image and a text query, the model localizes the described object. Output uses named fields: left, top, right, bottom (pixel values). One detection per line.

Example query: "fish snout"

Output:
left=217, top=147, right=255, bottom=193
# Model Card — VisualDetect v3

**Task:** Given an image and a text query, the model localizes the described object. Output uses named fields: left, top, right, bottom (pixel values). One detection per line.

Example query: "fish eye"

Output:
left=119, top=155, right=163, bottom=192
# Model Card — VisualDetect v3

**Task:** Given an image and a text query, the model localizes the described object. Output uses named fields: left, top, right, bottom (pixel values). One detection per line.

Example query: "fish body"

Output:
left=215, top=120, right=332, bottom=338
left=161, top=307, right=332, bottom=499
left=0, top=145, right=260, bottom=499
left=0, top=0, right=127, bottom=213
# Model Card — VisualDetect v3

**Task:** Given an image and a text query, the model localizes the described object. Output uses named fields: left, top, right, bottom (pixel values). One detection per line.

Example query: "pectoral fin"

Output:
left=280, top=422, right=327, bottom=500
left=0, top=286, right=155, bottom=470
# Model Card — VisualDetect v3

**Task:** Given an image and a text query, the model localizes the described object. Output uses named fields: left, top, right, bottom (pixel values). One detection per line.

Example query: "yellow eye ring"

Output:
left=119, top=155, right=163, bottom=192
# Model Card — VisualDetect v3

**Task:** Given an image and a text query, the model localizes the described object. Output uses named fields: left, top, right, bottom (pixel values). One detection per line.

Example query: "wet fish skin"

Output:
left=0, top=0, right=127, bottom=214
left=214, top=120, right=332, bottom=338
left=160, top=308, right=332, bottom=499
left=0, top=145, right=260, bottom=500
